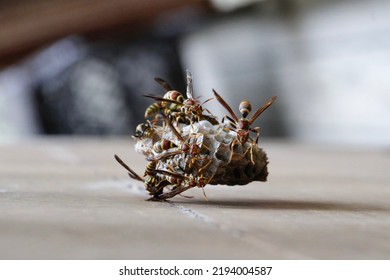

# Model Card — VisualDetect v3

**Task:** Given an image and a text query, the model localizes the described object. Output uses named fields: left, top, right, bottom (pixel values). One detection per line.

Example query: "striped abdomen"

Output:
left=162, top=91, right=184, bottom=111
left=144, top=161, right=157, bottom=177
left=153, top=139, right=178, bottom=153
left=239, top=100, right=252, bottom=118
left=145, top=102, right=162, bottom=118
left=134, top=123, right=155, bottom=138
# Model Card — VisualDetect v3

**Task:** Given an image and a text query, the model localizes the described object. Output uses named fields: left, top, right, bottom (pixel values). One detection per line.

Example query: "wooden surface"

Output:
left=0, top=137, right=389, bottom=259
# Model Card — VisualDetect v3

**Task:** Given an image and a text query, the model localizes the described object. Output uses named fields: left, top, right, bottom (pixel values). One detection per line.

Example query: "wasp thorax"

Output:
left=238, top=119, right=250, bottom=130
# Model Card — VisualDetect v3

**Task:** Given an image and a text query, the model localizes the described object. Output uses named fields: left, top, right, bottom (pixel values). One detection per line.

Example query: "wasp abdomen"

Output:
left=144, top=161, right=157, bottom=177
left=239, top=100, right=252, bottom=118
left=153, top=139, right=178, bottom=153
left=145, top=103, right=162, bottom=118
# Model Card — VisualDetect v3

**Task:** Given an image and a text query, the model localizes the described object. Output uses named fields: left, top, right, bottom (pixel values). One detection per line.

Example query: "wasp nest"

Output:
left=115, top=70, right=276, bottom=200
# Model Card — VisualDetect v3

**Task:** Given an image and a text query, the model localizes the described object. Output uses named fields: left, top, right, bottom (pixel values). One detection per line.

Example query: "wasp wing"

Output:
left=186, top=69, right=194, bottom=100
left=165, top=116, right=186, bottom=142
left=213, top=89, right=239, bottom=123
left=248, top=96, right=276, bottom=125
left=155, top=169, right=186, bottom=180
left=143, top=94, right=182, bottom=105
left=114, top=154, right=143, bottom=182
left=154, top=77, right=172, bottom=91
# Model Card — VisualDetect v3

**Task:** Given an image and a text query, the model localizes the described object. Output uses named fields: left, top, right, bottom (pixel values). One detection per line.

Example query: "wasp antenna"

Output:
left=201, top=97, right=213, bottom=106
left=179, top=193, right=194, bottom=199
left=201, top=187, right=209, bottom=201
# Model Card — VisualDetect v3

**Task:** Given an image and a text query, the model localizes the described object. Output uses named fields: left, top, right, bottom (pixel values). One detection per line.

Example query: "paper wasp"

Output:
left=144, top=91, right=184, bottom=120
left=213, top=89, right=276, bottom=164
left=144, top=77, right=184, bottom=120
left=144, top=71, right=217, bottom=125
left=133, top=120, right=159, bottom=140
left=154, top=159, right=213, bottom=200
left=114, top=154, right=169, bottom=198
left=180, top=70, right=217, bottom=124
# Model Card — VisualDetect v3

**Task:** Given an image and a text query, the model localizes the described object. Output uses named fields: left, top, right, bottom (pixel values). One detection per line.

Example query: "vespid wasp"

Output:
left=144, top=77, right=185, bottom=121
left=114, top=154, right=169, bottom=199
left=154, top=159, right=213, bottom=200
left=144, top=71, right=217, bottom=125
left=133, top=120, right=160, bottom=141
left=213, top=89, right=276, bottom=164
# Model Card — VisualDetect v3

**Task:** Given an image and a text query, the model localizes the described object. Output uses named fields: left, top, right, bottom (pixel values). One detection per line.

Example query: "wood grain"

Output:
left=0, top=137, right=389, bottom=259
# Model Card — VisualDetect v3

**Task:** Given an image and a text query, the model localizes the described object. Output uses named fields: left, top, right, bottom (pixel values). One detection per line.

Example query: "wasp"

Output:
left=114, top=154, right=169, bottom=199
left=180, top=70, right=217, bottom=124
left=144, top=71, right=218, bottom=125
left=133, top=121, right=162, bottom=149
left=213, top=89, right=276, bottom=164
left=154, top=159, right=213, bottom=200
left=134, top=122, right=152, bottom=138
left=144, top=77, right=185, bottom=121
left=144, top=90, right=185, bottom=122
left=133, top=120, right=158, bottom=139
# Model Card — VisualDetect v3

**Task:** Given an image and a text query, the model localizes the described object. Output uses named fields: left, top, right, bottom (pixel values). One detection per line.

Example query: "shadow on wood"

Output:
left=172, top=199, right=389, bottom=212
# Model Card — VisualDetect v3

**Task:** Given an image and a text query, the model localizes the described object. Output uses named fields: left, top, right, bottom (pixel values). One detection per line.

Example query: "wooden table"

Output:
left=0, top=137, right=389, bottom=259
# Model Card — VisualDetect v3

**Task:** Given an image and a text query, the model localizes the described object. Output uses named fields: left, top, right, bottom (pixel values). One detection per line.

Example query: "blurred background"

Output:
left=0, top=0, right=389, bottom=146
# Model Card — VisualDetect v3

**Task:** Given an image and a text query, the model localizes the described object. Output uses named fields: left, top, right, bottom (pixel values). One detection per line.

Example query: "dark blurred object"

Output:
left=0, top=0, right=212, bottom=135
left=35, top=37, right=185, bottom=135
left=0, top=0, right=211, bottom=69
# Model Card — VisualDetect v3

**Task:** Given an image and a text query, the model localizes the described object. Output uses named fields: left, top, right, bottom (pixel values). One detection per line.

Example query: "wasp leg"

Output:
left=147, top=183, right=168, bottom=201
left=242, top=143, right=256, bottom=165
left=151, top=115, right=160, bottom=125
left=251, top=127, right=260, bottom=144
left=198, top=159, right=212, bottom=173
left=254, top=134, right=260, bottom=144
left=179, top=193, right=194, bottom=199
left=250, top=144, right=256, bottom=165
left=155, top=185, right=194, bottom=200
left=201, top=187, right=208, bottom=201
left=222, top=115, right=237, bottom=130
left=228, top=139, right=238, bottom=163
